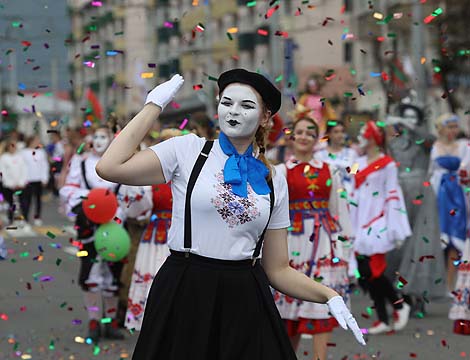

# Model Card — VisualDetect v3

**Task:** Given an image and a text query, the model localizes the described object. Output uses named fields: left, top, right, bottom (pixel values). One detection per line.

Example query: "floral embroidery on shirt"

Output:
left=211, top=171, right=260, bottom=228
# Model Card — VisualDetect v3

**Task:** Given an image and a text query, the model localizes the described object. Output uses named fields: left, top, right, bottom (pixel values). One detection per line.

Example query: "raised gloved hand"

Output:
left=327, top=295, right=366, bottom=346
left=145, top=74, right=184, bottom=110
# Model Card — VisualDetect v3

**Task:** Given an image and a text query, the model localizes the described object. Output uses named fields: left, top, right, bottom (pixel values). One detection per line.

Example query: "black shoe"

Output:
left=104, top=319, right=125, bottom=340
left=87, top=320, right=101, bottom=343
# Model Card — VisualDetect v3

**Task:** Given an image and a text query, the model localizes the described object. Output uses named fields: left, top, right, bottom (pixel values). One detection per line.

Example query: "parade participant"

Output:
left=125, top=128, right=182, bottom=331
left=0, top=138, right=27, bottom=225
left=449, top=232, right=470, bottom=335
left=96, top=69, right=365, bottom=359
left=429, top=113, right=470, bottom=293
left=298, top=74, right=337, bottom=140
left=59, top=125, right=125, bottom=343
left=350, top=121, right=412, bottom=334
left=20, top=135, right=50, bottom=226
left=46, top=131, right=65, bottom=196
left=315, top=120, right=357, bottom=195
left=116, top=182, right=153, bottom=327
left=273, top=115, right=353, bottom=360
left=386, top=103, right=446, bottom=316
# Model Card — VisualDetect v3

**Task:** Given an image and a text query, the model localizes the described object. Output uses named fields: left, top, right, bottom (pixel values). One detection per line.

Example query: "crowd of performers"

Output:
left=3, top=74, right=469, bottom=359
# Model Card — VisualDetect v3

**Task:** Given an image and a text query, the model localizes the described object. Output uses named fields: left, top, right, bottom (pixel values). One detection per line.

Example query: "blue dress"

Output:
left=430, top=140, right=470, bottom=252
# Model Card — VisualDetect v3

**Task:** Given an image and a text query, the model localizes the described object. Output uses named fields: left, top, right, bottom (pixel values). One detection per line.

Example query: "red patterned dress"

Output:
left=125, top=184, right=172, bottom=331
left=273, top=157, right=352, bottom=335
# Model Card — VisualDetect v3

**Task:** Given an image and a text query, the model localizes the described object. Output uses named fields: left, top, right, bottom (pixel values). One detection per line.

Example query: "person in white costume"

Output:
left=273, top=115, right=353, bottom=360
left=96, top=69, right=365, bottom=360
left=315, top=120, right=358, bottom=195
left=0, top=138, right=27, bottom=224
left=428, top=113, right=470, bottom=292
left=59, top=125, right=126, bottom=343
left=350, top=121, right=412, bottom=335
left=20, top=135, right=49, bottom=226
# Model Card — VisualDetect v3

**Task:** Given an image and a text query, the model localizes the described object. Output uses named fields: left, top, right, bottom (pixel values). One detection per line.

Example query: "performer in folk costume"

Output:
left=125, top=129, right=182, bottom=331
left=96, top=69, right=365, bottom=360
left=59, top=125, right=126, bottom=342
left=273, top=114, right=353, bottom=360
left=350, top=121, right=412, bottom=335
left=314, top=120, right=358, bottom=196
left=429, top=113, right=470, bottom=293
left=385, top=102, right=446, bottom=316
left=116, top=182, right=153, bottom=326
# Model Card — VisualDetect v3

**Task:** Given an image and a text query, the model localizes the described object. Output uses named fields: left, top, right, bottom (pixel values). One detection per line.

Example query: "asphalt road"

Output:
left=1, top=196, right=469, bottom=359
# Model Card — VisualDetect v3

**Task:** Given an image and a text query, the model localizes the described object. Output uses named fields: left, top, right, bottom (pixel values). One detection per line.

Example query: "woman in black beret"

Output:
left=97, top=69, right=365, bottom=359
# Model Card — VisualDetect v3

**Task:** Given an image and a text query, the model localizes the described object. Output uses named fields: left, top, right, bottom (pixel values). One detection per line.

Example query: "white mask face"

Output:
left=403, top=108, right=418, bottom=129
left=357, top=126, right=368, bottom=149
left=218, top=84, right=262, bottom=138
left=92, top=129, right=111, bottom=154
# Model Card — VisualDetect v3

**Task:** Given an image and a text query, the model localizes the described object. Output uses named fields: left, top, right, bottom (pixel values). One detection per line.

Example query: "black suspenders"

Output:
left=183, top=139, right=275, bottom=265
left=184, top=140, right=214, bottom=256
left=252, top=179, right=274, bottom=265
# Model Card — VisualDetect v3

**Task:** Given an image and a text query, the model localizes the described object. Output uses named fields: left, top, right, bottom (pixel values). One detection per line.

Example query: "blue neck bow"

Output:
left=218, top=132, right=270, bottom=198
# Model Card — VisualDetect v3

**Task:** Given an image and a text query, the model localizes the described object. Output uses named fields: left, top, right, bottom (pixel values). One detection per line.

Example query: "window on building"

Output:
left=343, top=42, right=353, bottom=63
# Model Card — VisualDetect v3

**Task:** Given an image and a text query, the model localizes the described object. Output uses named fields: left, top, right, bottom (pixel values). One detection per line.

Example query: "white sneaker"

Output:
left=393, top=302, right=411, bottom=331
left=368, top=321, right=392, bottom=335
left=33, top=218, right=43, bottom=226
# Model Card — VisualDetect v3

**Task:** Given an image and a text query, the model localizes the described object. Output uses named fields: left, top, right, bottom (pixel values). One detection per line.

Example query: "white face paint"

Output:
left=357, top=126, right=368, bottom=149
left=402, top=108, right=418, bottom=129
left=92, top=129, right=111, bottom=155
left=218, top=84, right=262, bottom=139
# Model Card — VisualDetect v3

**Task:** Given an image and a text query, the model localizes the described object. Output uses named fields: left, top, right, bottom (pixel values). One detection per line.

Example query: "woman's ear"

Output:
left=260, top=110, right=272, bottom=128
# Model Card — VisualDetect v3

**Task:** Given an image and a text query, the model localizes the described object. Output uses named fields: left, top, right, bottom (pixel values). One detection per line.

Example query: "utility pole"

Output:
left=411, top=0, right=427, bottom=108
left=269, top=2, right=282, bottom=83
left=98, top=32, right=107, bottom=123
left=204, top=1, right=215, bottom=119
left=8, top=51, right=17, bottom=114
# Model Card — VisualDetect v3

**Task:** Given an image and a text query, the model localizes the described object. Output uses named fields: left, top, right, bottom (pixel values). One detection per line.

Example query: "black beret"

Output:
left=217, top=68, right=281, bottom=115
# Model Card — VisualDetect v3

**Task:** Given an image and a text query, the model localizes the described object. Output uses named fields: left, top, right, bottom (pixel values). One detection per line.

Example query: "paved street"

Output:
left=0, top=196, right=469, bottom=359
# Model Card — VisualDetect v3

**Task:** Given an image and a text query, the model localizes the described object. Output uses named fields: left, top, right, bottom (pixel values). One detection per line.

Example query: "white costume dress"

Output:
left=350, top=155, right=412, bottom=258
left=315, top=147, right=358, bottom=195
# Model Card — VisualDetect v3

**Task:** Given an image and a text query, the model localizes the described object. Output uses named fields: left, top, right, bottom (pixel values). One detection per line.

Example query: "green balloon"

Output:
left=94, top=222, right=130, bottom=262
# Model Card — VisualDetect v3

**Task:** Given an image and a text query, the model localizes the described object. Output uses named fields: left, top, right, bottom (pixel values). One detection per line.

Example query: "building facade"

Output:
left=68, top=0, right=157, bottom=124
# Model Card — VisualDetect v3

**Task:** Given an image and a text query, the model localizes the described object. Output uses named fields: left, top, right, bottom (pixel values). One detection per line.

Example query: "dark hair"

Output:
left=191, top=111, right=215, bottom=140
left=254, top=102, right=273, bottom=180
left=325, top=120, right=345, bottom=144
left=26, top=135, right=39, bottom=147
left=398, top=104, right=424, bottom=127
left=305, top=74, right=325, bottom=94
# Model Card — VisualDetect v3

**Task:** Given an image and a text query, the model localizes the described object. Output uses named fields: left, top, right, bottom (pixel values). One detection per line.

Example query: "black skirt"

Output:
left=132, top=250, right=297, bottom=360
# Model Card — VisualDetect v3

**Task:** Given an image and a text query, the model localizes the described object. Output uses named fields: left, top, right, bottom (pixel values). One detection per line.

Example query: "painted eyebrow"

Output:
left=221, top=96, right=256, bottom=104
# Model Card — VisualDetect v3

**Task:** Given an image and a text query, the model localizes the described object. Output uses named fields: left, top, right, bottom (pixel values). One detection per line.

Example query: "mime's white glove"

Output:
left=327, top=295, right=366, bottom=346
left=145, top=74, right=184, bottom=110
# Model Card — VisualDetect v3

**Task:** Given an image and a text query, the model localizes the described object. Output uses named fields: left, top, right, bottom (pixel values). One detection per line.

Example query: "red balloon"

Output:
left=82, top=188, right=118, bottom=224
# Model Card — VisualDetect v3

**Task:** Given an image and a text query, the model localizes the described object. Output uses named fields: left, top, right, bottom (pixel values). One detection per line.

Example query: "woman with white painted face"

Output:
left=96, top=69, right=365, bottom=360
left=59, top=125, right=126, bottom=343
left=350, top=121, right=412, bottom=335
